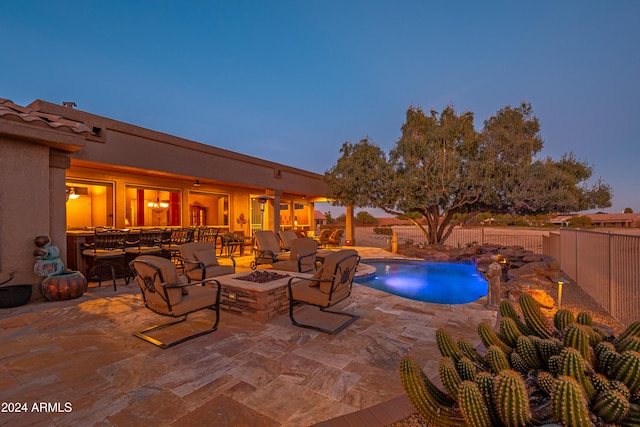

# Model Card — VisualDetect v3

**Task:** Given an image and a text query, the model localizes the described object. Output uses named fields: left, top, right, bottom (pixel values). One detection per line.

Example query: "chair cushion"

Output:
left=194, top=249, right=219, bottom=267
left=308, top=266, right=323, bottom=287
left=169, top=285, right=219, bottom=316
left=319, top=250, right=358, bottom=294
left=186, top=265, right=234, bottom=281
left=290, top=280, right=330, bottom=307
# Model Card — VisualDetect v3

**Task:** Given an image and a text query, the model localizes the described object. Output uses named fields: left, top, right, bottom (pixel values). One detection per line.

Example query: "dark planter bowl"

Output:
left=0, top=285, right=32, bottom=308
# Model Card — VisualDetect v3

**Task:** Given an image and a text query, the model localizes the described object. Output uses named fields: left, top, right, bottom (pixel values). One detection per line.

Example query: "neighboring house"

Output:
left=549, top=213, right=640, bottom=228
left=0, top=97, right=329, bottom=301
left=314, top=210, right=327, bottom=230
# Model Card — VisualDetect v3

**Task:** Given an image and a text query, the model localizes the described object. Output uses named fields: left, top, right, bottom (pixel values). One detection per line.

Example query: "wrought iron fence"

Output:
left=546, top=229, right=640, bottom=327
left=356, top=226, right=544, bottom=253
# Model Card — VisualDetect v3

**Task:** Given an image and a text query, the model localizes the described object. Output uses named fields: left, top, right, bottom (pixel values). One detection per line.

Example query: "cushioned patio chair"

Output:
left=250, top=230, right=290, bottom=270
left=328, top=229, right=344, bottom=247
left=130, top=255, right=221, bottom=349
left=287, top=249, right=360, bottom=334
left=317, top=229, right=332, bottom=248
left=180, top=242, right=235, bottom=281
left=276, top=237, right=318, bottom=273
left=278, top=230, right=298, bottom=251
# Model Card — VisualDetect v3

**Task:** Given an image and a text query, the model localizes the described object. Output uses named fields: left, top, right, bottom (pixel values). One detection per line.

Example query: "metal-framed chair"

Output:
left=161, top=227, right=195, bottom=271
left=276, top=238, right=319, bottom=273
left=287, top=249, right=360, bottom=334
left=250, top=230, right=290, bottom=270
left=82, top=229, right=130, bottom=290
left=130, top=255, right=221, bottom=349
left=180, top=242, right=235, bottom=281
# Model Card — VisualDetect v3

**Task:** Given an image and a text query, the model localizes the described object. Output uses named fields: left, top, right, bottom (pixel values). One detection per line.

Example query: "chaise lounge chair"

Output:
left=129, top=255, right=221, bottom=349
left=278, top=230, right=298, bottom=251
left=287, top=249, right=360, bottom=334
left=250, top=230, right=290, bottom=270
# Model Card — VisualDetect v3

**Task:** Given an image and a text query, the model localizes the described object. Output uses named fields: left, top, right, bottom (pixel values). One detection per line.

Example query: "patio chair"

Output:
left=328, top=229, right=344, bottom=247
left=287, top=249, right=360, bottom=334
left=278, top=230, right=298, bottom=251
left=196, top=226, right=220, bottom=243
left=180, top=242, right=235, bottom=281
left=82, top=228, right=130, bottom=290
left=317, top=229, right=332, bottom=247
left=250, top=230, right=290, bottom=270
left=161, top=227, right=195, bottom=271
left=130, top=255, right=221, bottom=349
left=276, top=237, right=318, bottom=273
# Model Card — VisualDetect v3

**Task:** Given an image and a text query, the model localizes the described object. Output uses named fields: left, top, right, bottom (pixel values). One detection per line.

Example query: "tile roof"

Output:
left=0, top=98, right=91, bottom=134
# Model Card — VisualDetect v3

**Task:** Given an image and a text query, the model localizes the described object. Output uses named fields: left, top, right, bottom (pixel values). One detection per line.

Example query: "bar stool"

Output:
left=161, top=227, right=194, bottom=271
left=124, top=228, right=165, bottom=276
left=82, top=229, right=129, bottom=290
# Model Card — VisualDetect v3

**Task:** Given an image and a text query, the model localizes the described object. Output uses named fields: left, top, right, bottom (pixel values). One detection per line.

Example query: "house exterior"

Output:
left=550, top=213, right=640, bottom=228
left=0, top=98, right=329, bottom=301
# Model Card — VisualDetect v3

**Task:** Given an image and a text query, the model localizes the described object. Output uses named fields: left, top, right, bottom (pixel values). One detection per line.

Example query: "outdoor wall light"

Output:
left=194, top=180, right=201, bottom=187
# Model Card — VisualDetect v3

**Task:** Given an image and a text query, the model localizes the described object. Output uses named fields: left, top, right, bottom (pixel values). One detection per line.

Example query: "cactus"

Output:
left=519, top=293, right=553, bottom=339
left=499, top=299, right=535, bottom=335
left=399, top=356, right=464, bottom=426
left=440, top=357, right=463, bottom=402
left=615, top=321, right=640, bottom=346
left=593, top=389, right=630, bottom=423
left=559, top=347, right=595, bottom=401
left=563, top=323, right=593, bottom=363
left=618, top=336, right=640, bottom=353
left=456, top=356, right=477, bottom=382
left=437, top=328, right=462, bottom=362
left=613, top=350, right=640, bottom=394
left=493, top=370, right=531, bottom=427
left=399, top=294, right=640, bottom=426
left=499, top=317, right=523, bottom=347
left=533, top=337, right=564, bottom=367
left=537, top=370, right=557, bottom=395
left=515, top=335, right=543, bottom=369
left=457, top=338, right=489, bottom=369
left=458, top=381, right=492, bottom=427
left=576, top=311, right=593, bottom=326
left=478, top=322, right=512, bottom=355
left=552, top=376, right=592, bottom=427
left=486, top=345, right=510, bottom=374
left=554, top=308, right=575, bottom=331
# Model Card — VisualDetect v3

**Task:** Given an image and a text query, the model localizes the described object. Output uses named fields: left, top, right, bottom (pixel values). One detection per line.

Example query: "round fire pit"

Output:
left=0, top=284, right=32, bottom=308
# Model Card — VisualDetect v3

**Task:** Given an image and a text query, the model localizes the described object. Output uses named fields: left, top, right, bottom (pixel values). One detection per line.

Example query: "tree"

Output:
left=323, top=211, right=335, bottom=224
left=355, top=210, right=376, bottom=226
left=325, top=103, right=612, bottom=245
left=624, top=207, right=634, bottom=213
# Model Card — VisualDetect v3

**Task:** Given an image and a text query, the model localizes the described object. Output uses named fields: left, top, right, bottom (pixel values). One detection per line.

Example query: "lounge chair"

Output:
left=129, top=255, right=221, bottom=349
left=180, top=242, right=236, bottom=281
left=287, top=249, right=360, bottom=334
left=250, top=230, right=290, bottom=270
left=278, top=230, right=298, bottom=251
left=276, top=237, right=318, bottom=273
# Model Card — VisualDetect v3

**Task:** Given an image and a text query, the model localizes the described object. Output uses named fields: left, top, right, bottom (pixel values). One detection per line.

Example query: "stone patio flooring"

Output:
left=0, top=247, right=496, bottom=426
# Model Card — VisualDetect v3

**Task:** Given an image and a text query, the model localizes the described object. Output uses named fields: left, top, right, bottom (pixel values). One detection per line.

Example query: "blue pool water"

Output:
left=355, top=260, right=488, bottom=304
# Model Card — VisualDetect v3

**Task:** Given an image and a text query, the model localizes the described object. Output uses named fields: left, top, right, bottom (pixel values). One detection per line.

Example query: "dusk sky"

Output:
left=2, top=1, right=638, bottom=216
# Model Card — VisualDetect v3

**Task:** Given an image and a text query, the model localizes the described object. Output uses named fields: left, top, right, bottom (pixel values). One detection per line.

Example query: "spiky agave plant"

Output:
left=399, top=294, right=640, bottom=426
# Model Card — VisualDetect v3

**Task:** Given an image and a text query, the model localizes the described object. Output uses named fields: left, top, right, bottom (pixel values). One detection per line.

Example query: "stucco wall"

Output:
left=0, top=138, right=51, bottom=297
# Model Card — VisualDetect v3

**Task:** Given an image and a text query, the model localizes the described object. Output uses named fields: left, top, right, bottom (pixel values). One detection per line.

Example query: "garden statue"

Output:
left=484, top=255, right=502, bottom=309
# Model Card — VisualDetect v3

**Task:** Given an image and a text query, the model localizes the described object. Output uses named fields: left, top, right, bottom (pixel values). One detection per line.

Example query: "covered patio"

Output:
left=0, top=247, right=496, bottom=426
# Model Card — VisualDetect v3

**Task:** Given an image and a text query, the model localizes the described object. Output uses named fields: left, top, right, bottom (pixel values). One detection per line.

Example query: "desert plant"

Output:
left=400, top=296, right=640, bottom=426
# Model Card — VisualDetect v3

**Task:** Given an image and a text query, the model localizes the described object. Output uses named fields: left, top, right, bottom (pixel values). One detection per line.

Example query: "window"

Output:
left=189, top=191, right=229, bottom=226
left=65, top=180, right=114, bottom=229
left=125, top=186, right=181, bottom=227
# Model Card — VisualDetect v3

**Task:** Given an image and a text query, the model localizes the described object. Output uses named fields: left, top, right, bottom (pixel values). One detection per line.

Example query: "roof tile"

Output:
left=0, top=98, right=90, bottom=134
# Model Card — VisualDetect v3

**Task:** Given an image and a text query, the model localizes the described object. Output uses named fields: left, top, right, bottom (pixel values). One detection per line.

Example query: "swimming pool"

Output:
left=355, top=260, right=488, bottom=304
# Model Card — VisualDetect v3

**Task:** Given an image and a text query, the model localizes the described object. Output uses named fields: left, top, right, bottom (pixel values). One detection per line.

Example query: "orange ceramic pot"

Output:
left=41, top=271, right=88, bottom=301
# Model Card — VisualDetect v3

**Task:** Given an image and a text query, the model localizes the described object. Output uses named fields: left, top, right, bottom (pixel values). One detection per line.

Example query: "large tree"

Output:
left=324, top=103, right=612, bottom=245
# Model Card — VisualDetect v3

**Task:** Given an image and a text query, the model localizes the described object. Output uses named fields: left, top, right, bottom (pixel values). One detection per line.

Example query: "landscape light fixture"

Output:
left=556, top=279, right=565, bottom=308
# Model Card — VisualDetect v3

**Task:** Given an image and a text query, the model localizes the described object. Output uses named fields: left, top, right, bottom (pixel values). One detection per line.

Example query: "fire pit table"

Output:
left=213, top=270, right=313, bottom=322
